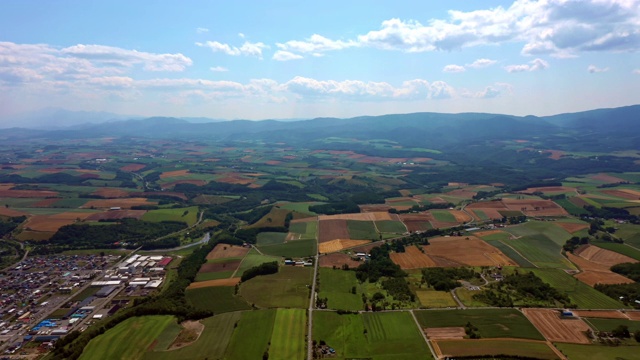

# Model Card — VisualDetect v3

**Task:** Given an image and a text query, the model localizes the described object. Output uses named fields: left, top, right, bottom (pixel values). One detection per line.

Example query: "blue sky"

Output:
left=1, top=0, right=639, bottom=121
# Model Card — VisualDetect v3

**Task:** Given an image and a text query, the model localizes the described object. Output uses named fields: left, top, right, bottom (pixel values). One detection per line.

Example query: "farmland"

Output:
left=186, top=286, right=251, bottom=313
left=239, top=266, right=312, bottom=308
left=270, top=309, right=307, bottom=360
left=435, top=339, right=560, bottom=360
left=225, top=310, right=276, bottom=359
left=317, top=268, right=363, bottom=311
left=555, top=344, right=640, bottom=360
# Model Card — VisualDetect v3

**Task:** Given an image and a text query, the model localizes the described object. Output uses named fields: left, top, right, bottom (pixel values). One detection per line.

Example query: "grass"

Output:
left=592, top=241, right=640, bottom=261
left=318, top=268, right=362, bottom=311
left=530, top=268, right=626, bottom=309
left=555, top=343, right=640, bottom=360
left=456, top=288, right=491, bottom=307
left=414, top=308, right=544, bottom=340
left=415, top=289, right=458, bottom=308
left=256, top=232, right=287, bottom=246
left=582, top=318, right=640, bottom=333
left=236, top=249, right=281, bottom=275
left=225, top=310, right=276, bottom=359
left=143, top=312, right=241, bottom=360
left=142, top=206, right=198, bottom=226
left=186, top=286, right=251, bottom=313
left=270, top=309, right=306, bottom=360
left=152, top=320, right=182, bottom=351
left=613, top=223, right=640, bottom=248
left=313, top=311, right=431, bottom=360
left=484, top=239, right=536, bottom=267
left=375, top=220, right=407, bottom=233
left=248, top=207, right=291, bottom=228
left=347, top=220, right=378, bottom=240
left=504, top=235, right=574, bottom=269
left=436, top=339, right=558, bottom=359
left=80, top=315, right=175, bottom=360
left=430, top=210, right=457, bottom=222
left=258, top=238, right=317, bottom=257
left=240, top=266, right=312, bottom=308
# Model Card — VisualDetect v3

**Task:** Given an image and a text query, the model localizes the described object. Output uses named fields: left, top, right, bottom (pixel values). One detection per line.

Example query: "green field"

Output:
left=347, top=220, right=379, bottom=240
left=583, top=317, right=640, bottom=333
left=556, top=198, right=590, bottom=215
left=236, top=249, right=281, bottom=275
left=142, top=206, right=199, bottom=226
left=289, top=221, right=317, bottom=240
left=225, top=310, right=276, bottom=359
left=186, top=286, right=251, bottom=313
left=437, top=339, right=558, bottom=359
left=415, top=309, right=543, bottom=340
left=472, top=209, right=490, bottom=221
left=484, top=239, right=536, bottom=267
left=256, top=232, right=287, bottom=246
left=375, top=220, right=407, bottom=233
left=505, top=235, right=574, bottom=269
left=477, top=231, right=512, bottom=241
left=143, top=312, right=241, bottom=360
left=592, top=241, right=640, bottom=261
left=612, top=223, right=640, bottom=248
left=270, top=309, right=306, bottom=360
left=430, top=209, right=456, bottom=222
left=318, top=268, right=362, bottom=311
left=81, top=316, right=175, bottom=360
left=505, top=221, right=572, bottom=246
left=258, top=238, right=317, bottom=257
left=152, top=320, right=183, bottom=351
left=313, top=311, right=431, bottom=360
left=240, top=266, right=312, bottom=308
left=530, top=268, right=626, bottom=309
left=415, top=289, right=457, bottom=308
left=555, top=343, right=640, bottom=360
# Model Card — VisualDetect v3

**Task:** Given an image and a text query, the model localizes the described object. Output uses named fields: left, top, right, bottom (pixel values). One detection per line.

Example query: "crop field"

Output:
left=225, top=310, right=276, bottom=359
left=430, top=209, right=456, bottom=222
left=318, top=268, right=362, bottom=311
left=567, top=253, right=634, bottom=286
left=319, top=252, right=363, bottom=268
left=417, top=236, right=517, bottom=267
left=572, top=310, right=628, bottom=319
left=270, top=309, right=306, bottom=360
left=144, top=312, right=241, bottom=360
left=556, top=198, right=590, bottom=215
left=390, top=246, right=437, bottom=269
left=187, top=278, right=240, bottom=288
left=484, top=239, right=535, bottom=267
left=248, top=207, right=292, bottom=228
left=504, top=235, right=573, bottom=269
left=415, top=289, right=457, bottom=308
left=288, top=220, right=317, bottom=240
left=80, top=315, right=175, bottom=360
left=505, top=221, right=572, bottom=246
left=318, top=239, right=371, bottom=253
left=415, top=309, right=544, bottom=340
left=86, top=209, right=147, bottom=221
left=531, top=268, right=625, bottom=309
left=142, top=206, right=198, bottom=226
left=312, top=311, right=431, bottom=360
left=522, top=308, right=591, bottom=344
left=236, top=249, right=281, bottom=275
left=583, top=317, right=640, bottom=332
left=574, top=244, right=638, bottom=267
left=435, top=339, right=560, bottom=360
left=318, top=219, right=350, bottom=243
left=399, top=213, right=433, bottom=232
left=194, top=270, right=234, bottom=281
left=186, top=286, right=250, bottom=313
left=256, top=232, right=287, bottom=246
left=258, top=238, right=316, bottom=257
left=610, top=223, right=640, bottom=248
left=591, top=241, right=640, bottom=261
left=555, top=343, right=640, bottom=360
left=206, top=243, right=250, bottom=260
left=347, top=220, right=378, bottom=240
left=375, top=220, right=407, bottom=233
left=23, top=211, right=96, bottom=233
left=81, top=197, right=156, bottom=209
left=239, top=266, right=312, bottom=308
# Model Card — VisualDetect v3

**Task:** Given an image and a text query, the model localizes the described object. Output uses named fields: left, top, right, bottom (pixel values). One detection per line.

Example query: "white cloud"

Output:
left=238, top=33, right=245, bottom=38
left=196, top=27, right=209, bottom=34
left=588, top=64, right=609, bottom=73
left=196, top=40, right=269, bottom=58
left=443, top=64, right=466, bottom=73
left=467, top=58, right=497, bottom=68
left=272, top=51, right=304, bottom=61
left=210, top=66, right=228, bottom=72
left=505, top=58, right=549, bottom=73
left=61, top=44, right=192, bottom=71
left=276, top=34, right=358, bottom=54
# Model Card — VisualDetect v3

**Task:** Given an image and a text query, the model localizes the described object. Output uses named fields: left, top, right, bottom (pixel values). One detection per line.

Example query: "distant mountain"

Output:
left=0, top=108, right=142, bottom=129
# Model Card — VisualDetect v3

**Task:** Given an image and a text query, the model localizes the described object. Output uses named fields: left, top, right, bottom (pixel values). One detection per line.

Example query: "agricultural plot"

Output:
left=390, top=246, right=437, bottom=269
left=435, top=339, right=559, bottom=360
left=318, top=219, right=350, bottom=243
left=347, top=220, right=378, bottom=240
left=142, top=206, right=198, bottom=226
left=270, top=309, right=306, bottom=360
left=80, top=315, right=175, bottom=360
left=484, top=239, right=535, bottom=267
left=505, top=221, right=573, bottom=247
left=375, top=220, right=407, bottom=233
left=258, top=238, right=317, bottom=257
left=206, top=243, right=250, bottom=260
left=313, top=311, right=431, bottom=360
left=566, top=253, right=634, bottom=287
left=582, top=317, right=640, bottom=333
left=504, top=235, right=574, bottom=269
left=288, top=220, right=317, bottom=240
left=399, top=213, right=433, bottom=232
left=407, top=236, right=517, bottom=267
left=319, top=252, right=363, bottom=269
left=81, top=197, right=157, bottom=209
left=225, top=310, right=276, bottom=359
left=415, top=309, right=544, bottom=340
left=256, top=232, right=287, bottom=246
left=430, top=209, right=456, bottom=222
left=611, top=223, right=640, bottom=248
left=522, top=309, right=591, bottom=344
left=592, top=241, right=640, bottom=261
left=318, top=268, right=362, bottom=311
left=415, top=289, right=457, bottom=308
left=248, top=207, right=293, bottom=228
left=185, top=286, right=250, bottom=313
left=531, top=268, right=625, bottom=309
left=143, top=312, right=240, bottom=360
left=236, top=249, right=281, bottom=275
left=555, top=343, right=640, bottom=360
left=240, top=266, right=312, bottom=308
left=574, top=244, right=637, bottom=267
left=555, top=198, right=589, bottom=215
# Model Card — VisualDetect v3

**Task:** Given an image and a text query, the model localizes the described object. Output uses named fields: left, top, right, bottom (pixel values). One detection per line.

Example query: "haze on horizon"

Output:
left=1, top=0, right=640, bottom=124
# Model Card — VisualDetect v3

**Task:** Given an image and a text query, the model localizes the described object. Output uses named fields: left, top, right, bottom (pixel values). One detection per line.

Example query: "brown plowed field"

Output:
left=120, top=164, right=146, bottom=172
left=450, top=210, right=472, bottom=223
left=431, top=255, right=463, bottom=267
left=625, top=312, right=640, bottom=320
left=569, top=197, right=589, bottom=207
left=522, top=308, right=591, bottom=344
left=467, top=201, right=506, bottom=209
left=445, top=189, right=477, bottom=199
left=24, top=212, right=95, bottom=232
left=319, top=239, right=370, bottom=253
left=160, top=169, right=190, bottom=178
left=319, top=253, right=363, bottom=268
left=520, top=186, right=575, bottom=194
left=574, top=244, right=637, bottom=267
left=591, top=173, right=627, bottom=183
left=429, top=197, right=448, bottom=204
left=81, top=198, right=155, bottom=209
left=425, top=327, right=466, bottom=340
left=474, top=208, right=504, bottom=220
left=424, top=236, right=517, bottom=267
left=32, top=198, right=62, bottom=207
left=555, top=222, right=589, bottom=233
left=92, top=188, right=130, bottom=198
left=503, top=199, right=568, bottom=216
left=86, top=210, right=147, bottom=221
left=474, top=230, right=508, bottom=238
left=575, top=270, right=634, bottom=287
left=359, top=204, right=391, bottom=213
left=187, top=277, right=241, bottom=289
left=205, top=244, right=250, bottom=260
left=162, top=180, right=207, bottom=188
left=318, top=212, right=394, bottom=221
left=399, top=213, right=433, bottom=232
left=390, top=246, right=436, bottom=269
left=573, top=310, right=628, bottom=319
left=0, top=189, right=59, bottom=198
left=318, top=219, right=350, bottom=243
left=199, top=260, right=242, bottom=273
left=0, top=207, right=28, bottom=217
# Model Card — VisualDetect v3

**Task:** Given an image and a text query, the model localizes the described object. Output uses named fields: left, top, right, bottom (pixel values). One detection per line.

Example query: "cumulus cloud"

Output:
left=196, top=27, right=209, bottom=34
left=505, top=58, right=549, bottom=73
left=196, top=40, right=269, bottom=58
left=467, top=58, right=497, bottom=68
left=272, top=51, right=304, bottom=61
left=60, top=44, right=192, bottom=71
left=210, top=66, right=228, bottom=72
left=588, top=64, right=609, bottom=73
left=275, top=0, right=640, bottom=58
left=443, top=64, right=466, bottom=73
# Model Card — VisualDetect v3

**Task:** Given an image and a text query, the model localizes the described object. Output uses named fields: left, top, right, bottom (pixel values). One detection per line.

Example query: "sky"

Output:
left=1, top=0, right=640, bottom=122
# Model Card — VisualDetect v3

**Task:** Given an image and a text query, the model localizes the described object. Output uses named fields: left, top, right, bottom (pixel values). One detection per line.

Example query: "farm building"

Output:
left=157, top=257, right=173, bottom=267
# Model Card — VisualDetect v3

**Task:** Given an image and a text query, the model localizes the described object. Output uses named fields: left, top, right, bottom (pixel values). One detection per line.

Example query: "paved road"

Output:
left=144, top=232, right=210, bottom=253
left=307, top=254, right=319, bottom=360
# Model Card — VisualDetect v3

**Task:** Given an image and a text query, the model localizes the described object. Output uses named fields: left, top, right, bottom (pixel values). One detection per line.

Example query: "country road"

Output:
left=307, top=254, right=319, bottom=360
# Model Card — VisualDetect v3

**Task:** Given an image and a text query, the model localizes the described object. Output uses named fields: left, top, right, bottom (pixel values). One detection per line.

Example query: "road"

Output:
left=144, top=231, right=210, bottom=253
left=307, top=254, right=319, bottom=360
left=410, top=310, right=438, bottom=360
